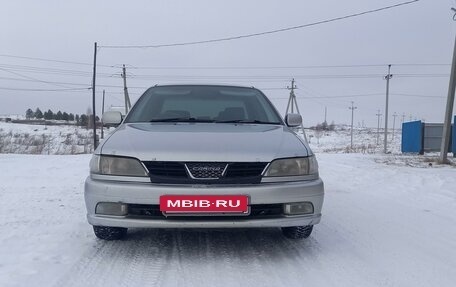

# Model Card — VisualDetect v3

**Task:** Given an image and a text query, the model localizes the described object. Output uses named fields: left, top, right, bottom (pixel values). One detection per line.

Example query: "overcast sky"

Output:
left=1, top=0, right=455, bottom=127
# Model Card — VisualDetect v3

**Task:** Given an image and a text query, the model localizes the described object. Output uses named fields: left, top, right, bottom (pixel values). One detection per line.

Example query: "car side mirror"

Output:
left=102, top=111, right=122, bottom=126
left=285, top=113, right=302, bottom=127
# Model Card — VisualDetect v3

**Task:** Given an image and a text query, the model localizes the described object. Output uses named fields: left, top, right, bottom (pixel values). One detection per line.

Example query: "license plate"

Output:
left=160, top=195, right=249, bottom=214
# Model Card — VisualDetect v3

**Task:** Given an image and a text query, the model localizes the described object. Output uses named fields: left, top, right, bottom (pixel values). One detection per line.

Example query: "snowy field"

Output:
left=306, top=126, right=402, bottom=154
left=1, top=121, right=402, bottom=155
left=0, top=122, right=93, bottom=154
left=0, top=122, right=110, bottom=155
left=1, top=153, right=455, bottom=287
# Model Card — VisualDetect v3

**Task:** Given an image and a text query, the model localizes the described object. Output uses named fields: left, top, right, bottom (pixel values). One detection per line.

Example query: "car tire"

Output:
left=93, top=226, right=128, bottom=240
left=281, top=225, right=313, bottom=239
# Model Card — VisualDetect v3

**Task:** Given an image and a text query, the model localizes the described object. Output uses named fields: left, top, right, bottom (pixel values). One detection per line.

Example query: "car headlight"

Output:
left=264, top=156, right=318, bottom=177
left=90, top=155, right=148, bottom=177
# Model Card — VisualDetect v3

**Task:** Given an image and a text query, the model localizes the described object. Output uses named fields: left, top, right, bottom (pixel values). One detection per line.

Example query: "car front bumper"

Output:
left=84, top=176, right=324, bottom=228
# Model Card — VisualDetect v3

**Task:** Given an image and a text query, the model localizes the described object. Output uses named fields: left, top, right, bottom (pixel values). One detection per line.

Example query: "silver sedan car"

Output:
left=85, top=85, right=324, bottom=240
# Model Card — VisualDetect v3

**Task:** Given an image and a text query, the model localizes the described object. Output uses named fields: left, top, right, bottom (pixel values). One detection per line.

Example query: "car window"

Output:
left=125, top=86, right=283, bottom=124
left=161, top=97, right=247, bottom=119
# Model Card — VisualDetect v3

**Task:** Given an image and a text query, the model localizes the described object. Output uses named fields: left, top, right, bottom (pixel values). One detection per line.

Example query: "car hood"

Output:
left=99, top=123, right=310, bottom=162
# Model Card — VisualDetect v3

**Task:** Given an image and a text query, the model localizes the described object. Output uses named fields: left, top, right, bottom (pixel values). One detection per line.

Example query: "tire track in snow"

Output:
left=120, top=230, right=165, bottom=287
left=52, top=241, right=109, bottom=287
left=232, top=230, right=279, bottom=287
left=157, top=229, right=210, bottom=286
left=54, top=225, right=374, bottom=287
left=157, top=228, right=316, bottom=287
left=53, top=230, right=168, bottom=287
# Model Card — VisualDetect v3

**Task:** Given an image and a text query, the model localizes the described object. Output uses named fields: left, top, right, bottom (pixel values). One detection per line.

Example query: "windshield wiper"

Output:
left=149, top=117, right=215, bottom=123
left=215, top=119, right=281, bottom=124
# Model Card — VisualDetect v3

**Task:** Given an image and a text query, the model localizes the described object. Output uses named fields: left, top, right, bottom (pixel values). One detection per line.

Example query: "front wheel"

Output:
left=281, top=225, right=313, bottom=239
left=93, top=226, right=128, bottom=240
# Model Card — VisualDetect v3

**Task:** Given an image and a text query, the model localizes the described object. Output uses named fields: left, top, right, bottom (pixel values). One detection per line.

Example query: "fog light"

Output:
left=96, top=202, right=128, bottom=216
left=284, top=202, right=314, bottom=215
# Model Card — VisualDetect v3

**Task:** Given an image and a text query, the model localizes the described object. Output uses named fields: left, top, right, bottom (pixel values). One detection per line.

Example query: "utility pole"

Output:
left=91, top=42, right=98, bottom=150
left=101, top=89, right=105, bottom=139
left=392, top=112, right=398, bottom=141
left=286, top=79, right=297, bottom=114
left=376, top=110, right=382, bottom=145
left=286, top=79, right=308, bottom=141
left=440, top=8, right=456, bottom=163
left=324, top=106, right=327, bottom=123
left=121, top=64, right=132, bottom=115
left=401, top=113, right=406, bottom=125
left=349, top=101, right=357, bottom=150
left=384, top=65, right=393, bottom=153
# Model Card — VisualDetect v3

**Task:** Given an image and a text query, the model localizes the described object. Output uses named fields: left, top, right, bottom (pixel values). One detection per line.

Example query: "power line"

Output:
left=0, top=63, right=450, bottom=78
left=306, top=93, right=384, bottom=99
left=0, top=85, right=447, bottom=101
left=0, top=69, right=449, bottom=80
left=0, top=57, right=450, bottom=71
left=1, top=54, right=449, bottom=75
left=122, top=75, right=378, bottom=80
left=395, top=74, right=449, bottom=78
left=0, top=76, right=148, bottom=89
left=0, top=54, right=116, bottom=68
left=392, top=93, right=446, bottom=98
left=99, top=0, right=420, bottom=49
left=259, top=87, right=288, bottom=90
left=268, top=92, right=446, bottom=100
left=125, top=63, right=451, bottom=70
left=0, top=87, right=91, bottom=92
left=269, top=94, right=381, bottom=100
left=0, top=76, right=91, bottom=86
left=392, top=63, right=451, bottom=67
left=0, top=86, right=139, bottom=96
left=128, top=65, right=388, bottom=70
left=120, top=73, right=451, bottom=80
left=0, top=67, right=71, bottom=89
left=0, top=64, right=116, bottom=78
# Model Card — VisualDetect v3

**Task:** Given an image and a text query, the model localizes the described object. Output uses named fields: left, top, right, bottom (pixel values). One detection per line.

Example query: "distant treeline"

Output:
left=311, top=121, right=336, bottom=131
left=25, top=108, right=99, bottom=126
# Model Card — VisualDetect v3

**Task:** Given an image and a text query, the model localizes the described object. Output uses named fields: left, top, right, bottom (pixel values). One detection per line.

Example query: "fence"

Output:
left=402, top=118, right=454, bottom=155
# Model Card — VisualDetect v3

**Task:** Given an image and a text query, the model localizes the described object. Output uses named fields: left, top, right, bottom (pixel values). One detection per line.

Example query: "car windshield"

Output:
left=124, top=85, right=283, bottom=124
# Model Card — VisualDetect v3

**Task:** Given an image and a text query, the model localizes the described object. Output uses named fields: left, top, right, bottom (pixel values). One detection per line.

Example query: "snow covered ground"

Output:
left=306, top=126, right=402, bottom=154
left=0, top=122, right=95, bottom=154
left=1, top=121, right=401, bottom=155
left=1, top=153, right=455, bottom=287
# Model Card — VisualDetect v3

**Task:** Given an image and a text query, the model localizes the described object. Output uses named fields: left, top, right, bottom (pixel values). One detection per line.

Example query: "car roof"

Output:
left=152, top=84, right=258, bottom=90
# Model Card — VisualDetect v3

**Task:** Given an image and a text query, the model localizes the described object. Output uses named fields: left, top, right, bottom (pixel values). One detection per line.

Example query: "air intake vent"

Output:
left=225, top=162, right=268, bottom=177
left=142, top=161, right=186, bottom=177
left=142, top=161, right=268, bottom=184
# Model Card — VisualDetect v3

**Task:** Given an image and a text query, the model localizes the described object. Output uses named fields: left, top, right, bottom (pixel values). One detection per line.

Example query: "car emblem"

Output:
left=185, top=163, right=228, bottom=179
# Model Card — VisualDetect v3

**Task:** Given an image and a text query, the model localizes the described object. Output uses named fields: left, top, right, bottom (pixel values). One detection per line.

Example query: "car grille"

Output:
left=225, top=162, right=269, bottom=177
left=127, top=204, right=283, bottom=220
left=142, top=161, right=268, bottom=184
left=143, top=161, right=187, bottom=177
